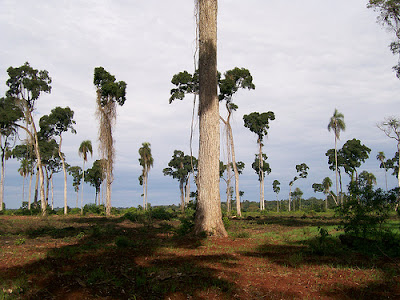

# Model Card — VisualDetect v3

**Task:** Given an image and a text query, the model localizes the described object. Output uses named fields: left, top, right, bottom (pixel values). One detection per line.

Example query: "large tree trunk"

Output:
left=194, top=0, right=227, bottom=237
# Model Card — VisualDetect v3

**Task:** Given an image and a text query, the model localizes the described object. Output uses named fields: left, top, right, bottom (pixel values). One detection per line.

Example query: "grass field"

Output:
left=0, top=212, right=399, bottom=299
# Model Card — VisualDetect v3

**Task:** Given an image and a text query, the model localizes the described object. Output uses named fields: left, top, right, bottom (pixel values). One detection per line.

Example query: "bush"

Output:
left=83, top=204, right=105, bottom=215
left=148, top=207, right=174, bottom=220
left=337, top=187, right=398, bottom=238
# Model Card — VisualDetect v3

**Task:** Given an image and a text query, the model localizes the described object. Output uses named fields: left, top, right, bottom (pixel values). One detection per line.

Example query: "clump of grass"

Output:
left=14, top=238, right=26, bottom=245
left=230, top=231, right=251, bottom=239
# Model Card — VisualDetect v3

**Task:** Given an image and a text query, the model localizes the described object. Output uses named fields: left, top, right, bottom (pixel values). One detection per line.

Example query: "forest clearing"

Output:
left=1, top=211, right=399, bottom=299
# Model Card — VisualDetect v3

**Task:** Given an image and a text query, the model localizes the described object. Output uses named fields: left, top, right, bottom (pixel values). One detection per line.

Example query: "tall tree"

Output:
left=39, top=107, right=76, bottom=214
left=219, top=67, right=255, bottom=217
left=288, top=163, right=309, bottom=211
left=68, top=166, right=82, bottom=208
left=94, top=67, right=127, bottom=216
left=5, top=62, right=51, bottom=214
left=251, top=153, right=271, bottom=210
left=341, top=138, right=371, bottom=182
left=138, top=142, right=153, bottom=210
left=219, top=160, right=245, bottom=215
left=327, top=108, right=345, bottom=204
left=0, top=97, right=23, bottom=210
left=368, top=0, right=400, bottom=77
left=12, top=143, right=35, bottom=209
left=243, top=111, right=275, bottom=210
left=313, top=177, right=335, bottom=210
left=79, top=140, right=93, bottom=214
left=163, top=150, right=197, bottom=212
left=377, top=151, right=388, bottom=190
left=85, top=159, right=105, bottom=205
left=194, top=0, right=227, bottom=236
left=272, top=180, right=281, bottom=212
left=377, top=117, right=400, bottom=189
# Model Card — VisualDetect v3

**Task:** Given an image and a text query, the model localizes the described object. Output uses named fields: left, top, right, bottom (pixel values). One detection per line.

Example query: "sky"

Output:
left=1, top=0, right=400, bottom=209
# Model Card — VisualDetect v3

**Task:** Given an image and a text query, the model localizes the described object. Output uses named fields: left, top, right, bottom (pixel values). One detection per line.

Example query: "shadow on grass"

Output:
left=240, top=237, right=400, bottom=299
left=0, top=217, right=297, bottom=299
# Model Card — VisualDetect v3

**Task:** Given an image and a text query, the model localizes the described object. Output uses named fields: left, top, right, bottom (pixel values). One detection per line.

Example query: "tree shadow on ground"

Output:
left=0, top=218, right=297, bottom=299
left=240, top=238, right=400, bottom=299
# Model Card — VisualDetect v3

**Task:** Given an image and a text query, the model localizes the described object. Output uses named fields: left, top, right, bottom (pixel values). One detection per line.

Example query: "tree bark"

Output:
left=58, top=135, right=68, bottom=215
left=228, top=123, right=242, bottom=217
left=194, top=0, right=227, bottom=237
left=29, top=172, right=33, bottom=210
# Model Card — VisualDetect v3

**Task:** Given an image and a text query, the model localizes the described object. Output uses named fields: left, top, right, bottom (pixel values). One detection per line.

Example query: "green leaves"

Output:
left=39, top=106, right=76, bottom=138
left=243, top=111, right=275, bottom=142
left=218, top=67, right=255, bottom=102
left=169, top=70, right=199, bottom=103
left=6, top=62, right=52, bottom=108
left=94, top=67, right=127, bottom=106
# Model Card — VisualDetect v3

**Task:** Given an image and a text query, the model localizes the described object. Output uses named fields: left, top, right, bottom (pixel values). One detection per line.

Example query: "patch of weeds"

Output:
left=176, top=217, right=194, bottom=236
left=76, top=231, right=85, bottom=239
left=115, top=236, right=132, bottom=248
left=86, top=266, right=112, bottom=285
left=230, top=231, right=251, bottom=239
left=222, top=216, right=231, bottom=229
left=307, top=227, right=343, bottom=256
left=287, top=252, right=304, bottom=268
left=14, top=238, right=25, bottom=245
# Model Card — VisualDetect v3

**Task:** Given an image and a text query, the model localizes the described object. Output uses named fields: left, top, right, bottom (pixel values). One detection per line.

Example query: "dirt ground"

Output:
left=0, top=215, right=399, bottom=299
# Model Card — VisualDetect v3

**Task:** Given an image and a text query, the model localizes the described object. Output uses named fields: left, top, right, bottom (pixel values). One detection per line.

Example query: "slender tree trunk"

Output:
left=106, top=162, right=112, bottom=216
left=334, top=135, right=340, bottom=205
left=34, top=169, right=39, bottom=205
left=228, top=124, right=242, bottom=217
left=142, top=172, right=146, bottom=210
left=0, top=146, right=4, bottom=211
left=27, top=116, right=46, bottom=215
left=145, top=170, right=149, bottom=209
left=258, top=140, right=264, bottom=210
left=58, top=135, right=68, bottom=215
left=276, top=196, right=279, bottom=212
left=180, top=180, right=185, bottom=212
left=81, top=160, right=85, bottom=215
left=76, top=190, right=79, bottom=208
left=22, top=175, right=25, bottom=204
left=226, top=126, right=232, bottom=215
left=29, top=172, right=33, bottom=210
left=194, top=0, right=227, bottom=237
left=50, top=173, right=54, bottom=210
left=288, top=185, right=292, bottom=212
left=45, top=168, right=49, bottom=205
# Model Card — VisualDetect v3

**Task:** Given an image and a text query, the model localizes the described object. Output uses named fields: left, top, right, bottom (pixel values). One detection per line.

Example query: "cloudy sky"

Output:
left=1, top=0, right=400, bottom=209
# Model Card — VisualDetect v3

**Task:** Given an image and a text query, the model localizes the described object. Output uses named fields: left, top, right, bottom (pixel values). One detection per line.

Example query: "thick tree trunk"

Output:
left=194, top=0, right=227, bottom=237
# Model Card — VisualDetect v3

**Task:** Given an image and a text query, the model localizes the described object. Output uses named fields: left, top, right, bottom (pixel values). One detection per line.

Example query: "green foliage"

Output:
left=94, top=67, right=127, bottom=106
left=83, top=204, right=105, bottom=215
left=243, top=111, right=275, bottom=142
left=251, top=153, right=271, bottom=181
left=218, top=67, right=255, bottom=103
left=6, top=62, right=52, bottom=107
left=337, top=186, right=398, bottom=238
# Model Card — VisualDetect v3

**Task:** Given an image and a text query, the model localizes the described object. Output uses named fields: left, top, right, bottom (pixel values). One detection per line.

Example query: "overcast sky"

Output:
left=1, top=0, right=400, bottom=209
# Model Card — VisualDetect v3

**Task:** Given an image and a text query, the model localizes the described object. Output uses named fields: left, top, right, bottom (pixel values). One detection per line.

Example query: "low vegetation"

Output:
left=0, top=206, right=399, bottom=299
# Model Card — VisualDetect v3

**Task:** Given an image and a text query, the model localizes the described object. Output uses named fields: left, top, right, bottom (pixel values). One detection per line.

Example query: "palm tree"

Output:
left=377, top=151, right=388, bottom=191
left=322, top=177, right=333, bottom=210
left=79, top=140, right=93, bottom=214
left=328, top=109, right=345, bottom=204
left=138, top=142, right=153, bottom=210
